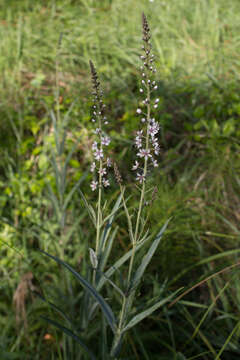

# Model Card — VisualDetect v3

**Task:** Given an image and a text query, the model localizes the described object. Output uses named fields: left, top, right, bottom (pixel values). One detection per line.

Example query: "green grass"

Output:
left=0, top=0, right=240, bottom=100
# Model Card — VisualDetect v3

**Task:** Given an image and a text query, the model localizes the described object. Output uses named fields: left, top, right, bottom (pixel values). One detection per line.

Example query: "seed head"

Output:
left=142, top=13, right=151, bottom=43
left=114, top=162, right=123, bottom=184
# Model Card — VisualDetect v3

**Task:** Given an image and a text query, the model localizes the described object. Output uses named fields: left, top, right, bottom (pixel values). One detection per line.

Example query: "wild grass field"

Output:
left=0, top=0, right=240, bottom=359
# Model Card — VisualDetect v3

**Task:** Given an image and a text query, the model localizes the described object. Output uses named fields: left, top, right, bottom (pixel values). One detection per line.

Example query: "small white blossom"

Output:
left=102, top=178, right=110, bottom=187
left=140, top=88, right=144, bottom=93
left=101, top=136, right=110, bottom=146
left=137, top=148, right=152, bottom=160
left=94, top=149, right=104, bottom=160
left=136, top=173, right=145, bottom=184
left=98, top=168, right=107, bottom=176
left=92, top=141, right=98, bottom=151
left=154, top=146, right=160, bottom=155
left=136, top=108, right=142, bottom=114
left=152, top=159, right=158, bottom=167
left=90, top=162, right=96, bottom=172
left=90, top=180, right=98, bottom=191
left=107, top=157, right=112, bottom=167
left=135, top=137, right=142, bottom=149
left=132, top=160, right=139, bottom=170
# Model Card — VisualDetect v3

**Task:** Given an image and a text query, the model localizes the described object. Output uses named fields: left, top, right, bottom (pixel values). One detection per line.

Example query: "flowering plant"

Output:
left=41, top=13, right=179, bottom=359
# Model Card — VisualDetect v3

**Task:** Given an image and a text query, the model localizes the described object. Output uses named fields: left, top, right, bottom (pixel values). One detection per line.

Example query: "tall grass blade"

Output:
left=63, top=174, right=86, bottom=212
left=40, top=316, right=96, bottom=360
left=99, top=226, right=118, bottom=272
left=123, top=289, right=181, bottom=332
left=41, top=250, right=117, bottom=333
left=50, top=110, right=60, bottom=154
left=215, top=320, right=240, bottom=360
left=97, top=235, right=150, bottom=291
left=130, top=219, right=171, bottom=290
left=79, top=189, right=96, bottom=227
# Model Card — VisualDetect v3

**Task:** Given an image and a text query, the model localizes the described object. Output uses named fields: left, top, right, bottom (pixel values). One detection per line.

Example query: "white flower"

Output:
left=107, top=157, right=112, bottom=167
left=90, top=162, right=96, bottom=172
left=95, top=128, right=101, bottom=134
left=92, top=141, right=98, bottom=151
left=102, top=178, right=110, bottom=187
left=137, top=148, right=152, bottom=160
left=152, top=159, right=158, bottom=167
left=135, top=136, right=142, bottom=149
left=132, top=160, right=139, bottom=170
left=136, top=108, right=142, bottom=114
left=90, top=180, right=98, bottom=191
left=149, top=121, right=160, bottom=137
left=101, top=136, right=110, bottom=146
left=136, top=173, right=145, bottom=184
left=94, top=149, right=104, bottom=160
left=98, top=168, right=107, bottom=176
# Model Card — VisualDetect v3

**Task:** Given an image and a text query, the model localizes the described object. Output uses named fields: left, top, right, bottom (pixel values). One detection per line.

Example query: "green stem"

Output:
left=111, top=73, right=152, bottom=359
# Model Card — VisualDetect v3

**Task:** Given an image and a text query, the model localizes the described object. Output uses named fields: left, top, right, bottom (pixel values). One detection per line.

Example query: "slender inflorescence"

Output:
left=133, top=13, right=160, bottom=183
left=89, top=60, right=112, bottom=191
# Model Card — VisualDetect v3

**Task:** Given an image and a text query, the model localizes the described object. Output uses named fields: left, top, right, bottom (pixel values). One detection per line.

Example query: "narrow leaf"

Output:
left=78, top=189, right=96, bottom=226
left=123, top=288, right=181, bottom=332
left=103, top=191, right=124, bottom=225
left=131, top=219, right=170, bottom=290
left=50, top=110, right=60, bottom=155
left=41, top=251, right=116, bottom=333
left=47, top=184, right=60, bottom=220
left=97, top=236, right=150, bottom=291
left=63, top=174, right=86, bottom=212
left=37, top=292, right=73, bottom=322
left=41, top=316, right=96, bottom=360
left=99, top=226, right=118, bottom=272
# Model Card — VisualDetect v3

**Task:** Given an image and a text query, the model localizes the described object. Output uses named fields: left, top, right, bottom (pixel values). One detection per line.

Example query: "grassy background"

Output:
left=0, top=0, right=240, bottom=359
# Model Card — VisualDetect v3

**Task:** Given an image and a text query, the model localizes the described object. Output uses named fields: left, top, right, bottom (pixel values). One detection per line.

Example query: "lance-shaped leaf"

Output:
left=78, top=189, right=96, bottom=227
left=63, top=174, right=87, bottom=212
left=122, top=288, right=181, bottom=332
left=36, top=292, right=74, bottom=327
left=130, top=219, right=170, bottom=291
left=98, top=226, right=118, bottom=273
left=50, top=110, right=60, bottom=155
left=102, top=191, right=124, bottom=226
left=41, top=251, right=117, bottom=333
left=97, top=235, right=150, bottom=291
left=41, top=316, right=96, bottom=360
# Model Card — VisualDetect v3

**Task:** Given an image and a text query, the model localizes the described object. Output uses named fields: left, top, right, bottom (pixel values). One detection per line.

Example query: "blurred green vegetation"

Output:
left=0, top=0, right=240, bottom=358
